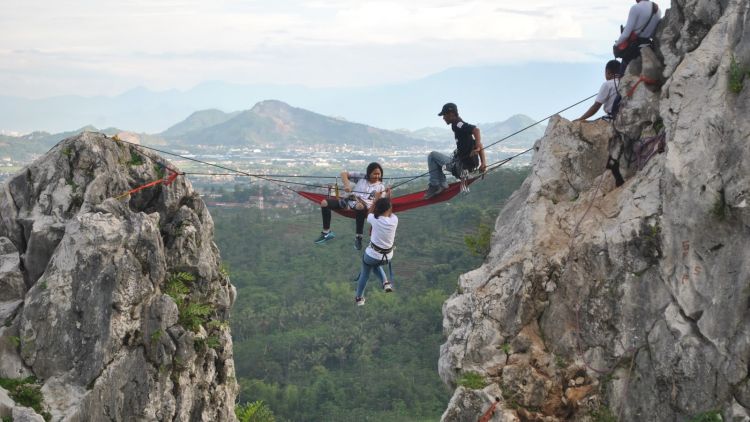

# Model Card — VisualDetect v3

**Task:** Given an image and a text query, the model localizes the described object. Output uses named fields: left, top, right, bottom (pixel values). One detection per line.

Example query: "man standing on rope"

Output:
left=574, top=60, right=622, bottom=122
left=424, top=103, right=487, bottom=200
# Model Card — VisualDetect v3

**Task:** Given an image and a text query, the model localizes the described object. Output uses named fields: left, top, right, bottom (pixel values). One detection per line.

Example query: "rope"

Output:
left=479, top=94, right=596, bottom=153
left=389, top=94, right=596, bottom=190
left=565, top=167, right=640, bottom=422
left=114, top=170, right=180, bottom=200
left=107, top=93, right=596, bottom=193
left=182, top=171, right=419, bottom=180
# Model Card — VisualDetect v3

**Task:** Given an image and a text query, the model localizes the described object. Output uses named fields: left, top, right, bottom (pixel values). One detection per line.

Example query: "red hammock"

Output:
left=296, top=178, right=477, bottom=218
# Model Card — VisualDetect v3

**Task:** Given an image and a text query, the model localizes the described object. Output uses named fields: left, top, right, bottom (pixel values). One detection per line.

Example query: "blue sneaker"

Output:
left=354, top=236, right=363, bottom=250
left=314, top=231, right=336, bottom=244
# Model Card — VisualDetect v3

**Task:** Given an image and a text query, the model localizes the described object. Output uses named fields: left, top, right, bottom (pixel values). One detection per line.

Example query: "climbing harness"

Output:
left=369, top=241, right=395, bottom=285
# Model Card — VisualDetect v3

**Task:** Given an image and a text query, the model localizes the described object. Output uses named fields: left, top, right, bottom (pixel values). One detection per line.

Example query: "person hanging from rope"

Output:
left=574, top=60, right=622, bottom=122
left=314, top=162, right=386, bottom=250
left=613, top=0, right=661, bottom=75
left=355, top=196, right=397, bottom=306
left=424, top=103, right=487, bottom=200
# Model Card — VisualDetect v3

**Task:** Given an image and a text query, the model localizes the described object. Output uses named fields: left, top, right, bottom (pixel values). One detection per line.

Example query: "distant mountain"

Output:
left=160, top=109, right=240, bottom=139
left=409, top=114, right=546, bottom=150
left=0, top=62, right=602, bottom=133
left=0, top=126, right=167, bottom=162
left=480, top=114, right=546, bottom=149
left=0, top=126, right=115, bottom=161
left=1, top=108, right=545, bottom=164
left=163, top=100, right=427, bottom=148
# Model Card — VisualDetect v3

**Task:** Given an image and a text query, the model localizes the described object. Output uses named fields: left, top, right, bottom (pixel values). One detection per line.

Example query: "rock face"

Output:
left=0, top=132, right=238, bottom=421
left=440, top=0, right=750, bottom=420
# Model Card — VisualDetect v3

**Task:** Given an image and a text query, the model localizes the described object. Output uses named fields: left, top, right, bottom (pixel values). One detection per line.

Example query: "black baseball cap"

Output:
left=438, top=102, right=458, bottom=116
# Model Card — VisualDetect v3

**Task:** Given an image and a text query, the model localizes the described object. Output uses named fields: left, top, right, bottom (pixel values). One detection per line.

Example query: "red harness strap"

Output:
left=626, top=75, right=659, bottom=98
left=115, top=170, right=180, bottom=200
left=478, top=397, right=501, bottom=422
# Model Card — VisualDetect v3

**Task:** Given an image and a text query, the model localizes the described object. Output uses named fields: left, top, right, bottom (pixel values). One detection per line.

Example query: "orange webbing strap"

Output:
left=115, top=170, right=180, bottom=200
left=478, top=397, right=501, bottom=422
left=626, top=75, right=658, bottom=98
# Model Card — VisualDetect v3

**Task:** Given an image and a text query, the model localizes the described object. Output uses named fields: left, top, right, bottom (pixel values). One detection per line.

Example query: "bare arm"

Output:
left=574, top=102, right=603, bottom=122
left=341, top=171, right=351, bottom=192
left=369, top=187, right=390, bottom=213
left=473, top=127, right=487, bottom=172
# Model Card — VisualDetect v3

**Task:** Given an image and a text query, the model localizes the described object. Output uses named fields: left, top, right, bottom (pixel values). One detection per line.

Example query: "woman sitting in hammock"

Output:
left=314, top=162, right=386, bottom=250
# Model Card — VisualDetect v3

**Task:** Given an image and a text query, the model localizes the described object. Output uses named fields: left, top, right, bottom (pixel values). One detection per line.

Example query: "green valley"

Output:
left=216, top=167, right=530, bottom=421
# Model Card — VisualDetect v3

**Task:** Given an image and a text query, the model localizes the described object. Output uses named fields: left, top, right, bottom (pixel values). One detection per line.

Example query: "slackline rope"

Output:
left=109, top=93, right=596, bottom=193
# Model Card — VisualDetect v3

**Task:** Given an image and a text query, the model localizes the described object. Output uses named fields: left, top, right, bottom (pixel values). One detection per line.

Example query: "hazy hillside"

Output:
left=409, top=114, right=545, bottom=149
left=0, top=63, right=602, bottom=133
left=0, top=126, right=116, bottom=161
left=1, top=102, right=545, bottom=164
left=480, top=114, right=546, bottom=149
left=160, top=108, right=240, bottom=139
left=162, top=100, right=428, bottom=148
left=0, top=127, right=170, bottom=162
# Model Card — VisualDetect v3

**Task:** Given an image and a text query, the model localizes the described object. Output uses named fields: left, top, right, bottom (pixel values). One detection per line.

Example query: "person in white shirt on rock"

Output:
left=614, top=0, right=662, bottom=74
left=575, top=60, right=622, bottom=122
left=354, top=197, right=398, bottom=306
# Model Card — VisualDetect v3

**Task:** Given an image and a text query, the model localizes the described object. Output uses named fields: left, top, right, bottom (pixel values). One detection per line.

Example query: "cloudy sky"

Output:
left=0, top=1, right=666, bottom=99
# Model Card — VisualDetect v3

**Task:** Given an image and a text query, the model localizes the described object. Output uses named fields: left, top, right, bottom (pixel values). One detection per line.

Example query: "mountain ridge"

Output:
left=0, top=62, right=603, bottom=133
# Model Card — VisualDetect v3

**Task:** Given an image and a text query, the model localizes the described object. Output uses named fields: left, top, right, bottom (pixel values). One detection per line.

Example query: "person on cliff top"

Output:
left=613, top=0, right=662, bottom=75
left=354, top=196, right=397, bottom=306
left=423, top=103, right=487, bottom=200
left=314, top=162, right=387, bottom=251
left=574, top=60, right=622, bottom=122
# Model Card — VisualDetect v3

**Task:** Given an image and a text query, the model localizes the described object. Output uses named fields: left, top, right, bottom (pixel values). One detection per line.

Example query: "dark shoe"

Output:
left=314, top=231, right=336, bottom=244
left=355, top=296, right=366, bottom=306
left=423, top=184, right=445, bottom=200
left=354, top=236, right=363, bottom=251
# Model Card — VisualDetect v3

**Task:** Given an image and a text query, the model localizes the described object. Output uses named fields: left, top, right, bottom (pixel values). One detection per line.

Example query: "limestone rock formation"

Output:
left=0, top=132, right=238, bottom=421
left=440, top=0, right=750, bottom=420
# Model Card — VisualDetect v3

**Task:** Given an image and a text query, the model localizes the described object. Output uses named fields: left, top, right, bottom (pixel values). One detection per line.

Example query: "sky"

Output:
left=0, top=0, right=669, bottom=99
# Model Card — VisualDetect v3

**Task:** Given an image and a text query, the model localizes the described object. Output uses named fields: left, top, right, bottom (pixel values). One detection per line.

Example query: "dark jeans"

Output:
left=620, top=38, right=653, bottom=75
left=321, top=197, right=366, bottom=235
left=355, top=253, right=391, bottom=298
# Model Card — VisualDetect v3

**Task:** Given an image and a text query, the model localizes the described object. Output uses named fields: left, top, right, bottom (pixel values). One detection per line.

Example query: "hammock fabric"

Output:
left=296, top=178, right=477, bottom=218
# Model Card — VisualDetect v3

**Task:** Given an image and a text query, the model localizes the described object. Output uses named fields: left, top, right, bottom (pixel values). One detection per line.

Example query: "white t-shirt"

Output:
left=347, top=172, right=385, bottom=208
left=596, top=79, right=620, bottom=115
left=365, top=213, right=398, bottom=261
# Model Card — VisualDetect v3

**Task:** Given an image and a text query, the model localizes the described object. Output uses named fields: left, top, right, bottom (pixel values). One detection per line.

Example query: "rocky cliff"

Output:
left=0, top=132, right=238, bottom=421
left=440, top=0, right=750, bottom=420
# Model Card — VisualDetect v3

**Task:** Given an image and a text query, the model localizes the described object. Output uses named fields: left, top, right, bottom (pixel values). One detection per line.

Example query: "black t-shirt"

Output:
left=451, top=120, right=478, bottom=169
